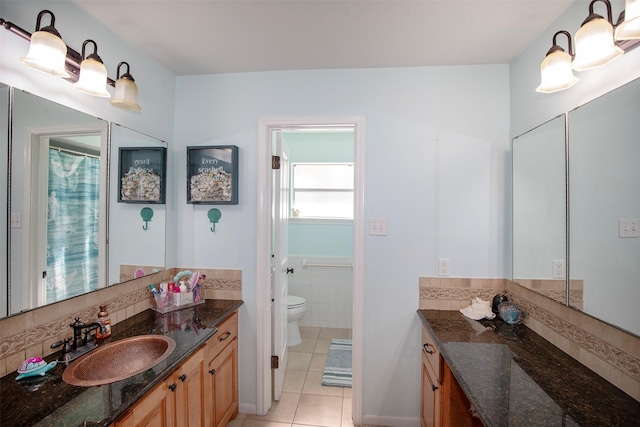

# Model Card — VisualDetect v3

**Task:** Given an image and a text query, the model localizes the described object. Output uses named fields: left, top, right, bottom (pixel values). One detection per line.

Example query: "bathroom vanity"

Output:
left=418, top=310, right=640, bottom=426
left=0, top=299, right=242, bottom=426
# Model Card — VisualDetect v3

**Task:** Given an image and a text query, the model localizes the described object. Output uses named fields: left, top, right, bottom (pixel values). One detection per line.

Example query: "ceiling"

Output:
left=72, top=0, right=574, bottom=76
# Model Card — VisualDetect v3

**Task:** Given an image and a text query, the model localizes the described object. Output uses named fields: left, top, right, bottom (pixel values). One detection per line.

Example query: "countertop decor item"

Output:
left=497, top=301, right=525, bottom=324
left=460, top=297, right=496, bottom=320
left=15, top=357, right=57, bottom=380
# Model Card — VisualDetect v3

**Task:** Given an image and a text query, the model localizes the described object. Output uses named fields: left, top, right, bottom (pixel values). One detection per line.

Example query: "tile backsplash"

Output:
left=0, top=267, right=241, bottom=377
left=419, top=276, right=640, bottom=402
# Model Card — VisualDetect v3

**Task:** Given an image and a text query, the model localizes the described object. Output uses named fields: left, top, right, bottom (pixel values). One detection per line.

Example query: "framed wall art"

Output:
left=118, top=147, right=167, bottom=204
left=187, top=145, right=239, bottom=204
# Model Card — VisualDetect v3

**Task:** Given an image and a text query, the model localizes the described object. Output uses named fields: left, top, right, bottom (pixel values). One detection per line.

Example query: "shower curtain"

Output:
left=46, top=149, right=100, bottom=303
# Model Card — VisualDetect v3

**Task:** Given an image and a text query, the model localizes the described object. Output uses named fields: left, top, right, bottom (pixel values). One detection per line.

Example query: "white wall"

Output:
left=175, top=65, right=510, bottom=420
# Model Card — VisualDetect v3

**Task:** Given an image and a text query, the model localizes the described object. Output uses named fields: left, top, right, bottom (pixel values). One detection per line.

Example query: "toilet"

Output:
left=287, top=295, right=307, bottom=346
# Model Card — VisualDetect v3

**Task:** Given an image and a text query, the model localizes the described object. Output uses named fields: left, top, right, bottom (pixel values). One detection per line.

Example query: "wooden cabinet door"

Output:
left=173, top=349, right=206, bottom=427
left=206, top=338, right=238, bottom=427
left=421, top=351, right=440, bottom=427
left=114, top=377, right=175, bottom=427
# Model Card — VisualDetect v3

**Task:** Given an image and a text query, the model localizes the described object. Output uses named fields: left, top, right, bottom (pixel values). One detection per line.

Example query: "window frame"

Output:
left=290, top=162, right=355, bottom=221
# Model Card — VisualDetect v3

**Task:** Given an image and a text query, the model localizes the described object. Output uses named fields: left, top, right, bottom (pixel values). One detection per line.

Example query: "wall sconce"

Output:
left=74, top=40, right=111, bottom=97
left=111, top=62, right=141, bottom=110
left=1, top=9, right=142, bottom=110
left=208, top=209, right=222, bottom=232
left=572, top=0, right=623, bottom=71
left=19, top=10, right=69, bottom=78
left=615, top=0, right=640, bottom=40
left=536, top=31, right=580, bottom=93
left=141, top=207, right=154, bottom=230
left=537, top=0, right=640, bottom=93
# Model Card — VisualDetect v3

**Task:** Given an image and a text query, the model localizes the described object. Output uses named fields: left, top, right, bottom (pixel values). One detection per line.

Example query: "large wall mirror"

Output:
left=513, top=77, right=640, bottom=337
left=2, top=87, right=167, bottom=318
left=568, top=77, right=640, bottom=336
left=512, top=114, right=569, bottom=305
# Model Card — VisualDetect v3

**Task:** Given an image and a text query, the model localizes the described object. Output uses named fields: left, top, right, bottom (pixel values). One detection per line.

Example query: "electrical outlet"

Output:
left=438, top=258, right=450, bottom=277
left=619, top=219, right=639, bottom=238
left=552, top=259, right=565, bottom=279
left=10, top=213, right=21, bottom=228
left=369, top=218, right=387, bottom=236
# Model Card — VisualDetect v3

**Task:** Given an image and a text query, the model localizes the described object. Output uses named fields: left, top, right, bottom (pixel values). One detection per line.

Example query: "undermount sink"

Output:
left=62, top=335, right=176, bottom=387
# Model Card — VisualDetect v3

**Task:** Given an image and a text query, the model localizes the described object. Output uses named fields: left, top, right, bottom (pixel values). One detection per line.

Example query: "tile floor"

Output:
left=229, top=327, right=353, bottom=427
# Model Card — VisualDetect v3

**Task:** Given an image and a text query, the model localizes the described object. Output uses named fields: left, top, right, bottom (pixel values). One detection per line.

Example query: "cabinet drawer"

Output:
left=422, top=325, right=442, bottom=383
left=206, top=311, right=238, bottom=361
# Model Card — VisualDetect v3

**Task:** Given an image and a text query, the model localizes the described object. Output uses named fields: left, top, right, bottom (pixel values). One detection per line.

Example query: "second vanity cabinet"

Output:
left=420, top=323, right=483, bottom=427
left=113, top=310, right=238, bottom=427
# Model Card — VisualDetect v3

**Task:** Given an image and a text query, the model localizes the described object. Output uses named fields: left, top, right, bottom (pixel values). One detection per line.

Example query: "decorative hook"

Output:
left=140, top=207, right=154, bottom=230
left=207, top=208, right=222, bottom=232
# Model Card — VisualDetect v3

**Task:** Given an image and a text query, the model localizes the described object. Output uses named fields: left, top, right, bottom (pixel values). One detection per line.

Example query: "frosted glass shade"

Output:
left=536, top=50, right=580, bottom=93
left=615, top=0, right=640, bottom=40
left=110, top=77, right=141, bottom=110
left=572, top=17, right=623, bottom=71
left=20, top=30, right=70, bottom=78
left=74, top=58, right=111, bottom=97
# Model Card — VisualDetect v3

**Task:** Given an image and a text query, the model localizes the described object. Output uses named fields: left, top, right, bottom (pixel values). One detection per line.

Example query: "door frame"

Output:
left=256, top=115, right=365, bottom=422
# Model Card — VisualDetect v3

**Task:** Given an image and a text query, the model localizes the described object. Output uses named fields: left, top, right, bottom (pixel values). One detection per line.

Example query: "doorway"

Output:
left=256, top=116, right=365, bottom=423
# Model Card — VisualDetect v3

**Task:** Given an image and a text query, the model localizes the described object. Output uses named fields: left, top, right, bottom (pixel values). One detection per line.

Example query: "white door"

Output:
left=272, top=132, right=290, bottom=401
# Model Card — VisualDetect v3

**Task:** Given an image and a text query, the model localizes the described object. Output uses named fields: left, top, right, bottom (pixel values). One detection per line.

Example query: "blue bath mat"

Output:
left=322, top=339, right=352, bottom=387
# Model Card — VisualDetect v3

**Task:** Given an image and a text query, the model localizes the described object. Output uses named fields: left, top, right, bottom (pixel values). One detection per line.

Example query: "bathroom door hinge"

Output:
left=42, top=271, right=47, bottom=279
left=271, top=355, right=279, bottom=369
left=272, top=155, right=281, bottom=170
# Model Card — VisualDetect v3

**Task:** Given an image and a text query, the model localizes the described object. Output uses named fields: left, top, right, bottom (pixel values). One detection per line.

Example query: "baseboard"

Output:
left=239, top=403, right=257, bottom=415
left=361, top=415, right=420, bottom=427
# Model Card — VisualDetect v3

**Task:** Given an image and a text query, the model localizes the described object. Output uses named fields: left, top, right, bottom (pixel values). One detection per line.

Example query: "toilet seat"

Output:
left=288, top=295, right=306, bottom=309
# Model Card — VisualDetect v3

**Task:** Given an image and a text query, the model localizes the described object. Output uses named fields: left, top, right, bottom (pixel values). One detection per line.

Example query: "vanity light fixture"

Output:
left=110, top=62, right=141, bottom=110
left=571, top=0, right=623, bottom=72
left=1, top=9, right=142, bottom=110
left=615, top=0, right=640, bottom=40
left=74, top=40, right=111, bottom=98
left=536, top=31, right=580, bottom=94
left=19, top=10, right=70, bottom=78
left=537, top=0, right=640, bottom=94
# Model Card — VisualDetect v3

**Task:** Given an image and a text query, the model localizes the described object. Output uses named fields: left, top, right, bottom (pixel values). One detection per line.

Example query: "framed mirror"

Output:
left=3, top=88, right=167, bottom=318
left=512, top=114, right=570, bottom=305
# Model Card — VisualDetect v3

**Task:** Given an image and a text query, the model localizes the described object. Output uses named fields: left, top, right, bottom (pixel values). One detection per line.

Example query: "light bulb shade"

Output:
left=536, top=50, right=580, bottom=93
left=110, top=77, right=141, bottom=110
left=74, top=58, right=111, bottom=97
left=20, top=30, right=70, bottom=78
left=615, top=0, right=640, bottom=40
left=572, top=17, right=623, bottom=71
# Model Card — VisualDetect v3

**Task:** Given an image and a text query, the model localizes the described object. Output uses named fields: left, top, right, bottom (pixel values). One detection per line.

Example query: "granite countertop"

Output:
left=0, top=299, right=243, bottom=427
left=418, top=309, right=640, bottom=427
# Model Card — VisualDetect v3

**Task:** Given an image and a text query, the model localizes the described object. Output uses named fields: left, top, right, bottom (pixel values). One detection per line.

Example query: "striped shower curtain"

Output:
left=46, top=149, right=100, bottom=303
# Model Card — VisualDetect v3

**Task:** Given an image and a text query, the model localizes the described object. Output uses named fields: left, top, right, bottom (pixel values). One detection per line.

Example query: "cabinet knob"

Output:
left=219, top=331, right=232, bottom=341
left=423, top=343, right=434, bottom=355
left=432, top=384, right=438, bottom=392
left=179, top=374, right=187, bottom=382
left=209, top=368, right=216, bottom=375
left=168, top=383, right=177, bottom=392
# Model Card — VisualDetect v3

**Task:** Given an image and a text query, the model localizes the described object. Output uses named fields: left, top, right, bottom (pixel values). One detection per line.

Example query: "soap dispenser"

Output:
left=96, top=305, right=112, bottom=340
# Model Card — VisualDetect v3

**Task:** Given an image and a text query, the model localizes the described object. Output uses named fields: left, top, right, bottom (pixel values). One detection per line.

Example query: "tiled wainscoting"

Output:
left=419, top=277, right=640, bottom=402
left=288, top=256, right=353, bottom=329
left=0, top=267, right=241, bottom=377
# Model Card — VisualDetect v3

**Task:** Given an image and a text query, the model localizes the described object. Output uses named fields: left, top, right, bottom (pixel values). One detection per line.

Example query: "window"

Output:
left=291, top=163, right=354, bottom=219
